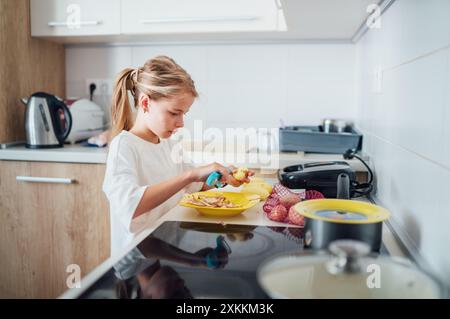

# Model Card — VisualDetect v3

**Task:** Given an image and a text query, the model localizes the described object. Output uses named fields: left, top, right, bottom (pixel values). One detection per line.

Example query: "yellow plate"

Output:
left=293, top=199, right=390, bottom=224
left=180, top=191, right=259, bottom=217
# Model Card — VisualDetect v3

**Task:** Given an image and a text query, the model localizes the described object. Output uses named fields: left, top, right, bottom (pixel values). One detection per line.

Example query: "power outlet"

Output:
left=85, top=78, right=113, bottom=98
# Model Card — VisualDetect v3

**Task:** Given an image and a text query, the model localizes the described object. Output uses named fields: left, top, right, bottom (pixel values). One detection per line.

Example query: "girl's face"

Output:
left=140, top=92, right=195, bottom=139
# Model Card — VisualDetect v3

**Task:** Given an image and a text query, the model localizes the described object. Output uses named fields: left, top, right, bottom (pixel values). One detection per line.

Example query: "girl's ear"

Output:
left=139, top=95, right=150, bottom=113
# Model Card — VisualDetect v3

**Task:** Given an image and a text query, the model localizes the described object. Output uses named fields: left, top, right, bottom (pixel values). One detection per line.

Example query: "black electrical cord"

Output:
left=89, top=83, right=97, bottom=101
left=343, top=149, right=374, bottom=197
left=353, top=154, right=373, bottom=184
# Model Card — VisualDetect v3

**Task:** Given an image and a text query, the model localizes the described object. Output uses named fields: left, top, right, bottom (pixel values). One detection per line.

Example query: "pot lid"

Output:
left=257, top=240, right=441, bottom=299
left=294, top=199, right=390, bottom=224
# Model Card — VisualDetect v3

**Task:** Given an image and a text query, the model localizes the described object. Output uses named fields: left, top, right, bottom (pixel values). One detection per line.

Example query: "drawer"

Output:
left=0, top=160, right=109, bottom=298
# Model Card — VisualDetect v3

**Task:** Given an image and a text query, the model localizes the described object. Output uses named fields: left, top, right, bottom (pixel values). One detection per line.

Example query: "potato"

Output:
left=241, top=185, right=270, bottom=200
left=233, top=167, right=249, bottom=181
left=267, top=205, right=288, bottom=222
left=247, top=182, right=272, bottom=193
left=279, top=194, right=301, bottom=209
left=249, top=177, right=265, bottom=183
left=288, top=206, right=305, bottom=226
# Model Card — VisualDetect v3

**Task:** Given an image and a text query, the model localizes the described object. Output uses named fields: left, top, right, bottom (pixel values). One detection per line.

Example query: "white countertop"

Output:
left=0, top=144, right=108, bottom=164
left=0, top=144, right=369, bottom=171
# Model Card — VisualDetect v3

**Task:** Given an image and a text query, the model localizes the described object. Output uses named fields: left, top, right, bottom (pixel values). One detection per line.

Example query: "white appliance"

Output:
left=66, top=99, right=105, bottom=144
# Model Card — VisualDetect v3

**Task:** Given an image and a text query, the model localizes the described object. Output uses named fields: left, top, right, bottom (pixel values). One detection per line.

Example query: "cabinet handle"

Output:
left=140, top=16, right=259, bottom=24
left=47, top=21, right=102, bottom=27
left=16, top=176, right=75, bottom=184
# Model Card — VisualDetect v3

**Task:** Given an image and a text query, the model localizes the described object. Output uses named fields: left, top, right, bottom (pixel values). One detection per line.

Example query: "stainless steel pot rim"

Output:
left=294, top=199, right=390, bottom=224
left=256, top=244, right=443, bottom=299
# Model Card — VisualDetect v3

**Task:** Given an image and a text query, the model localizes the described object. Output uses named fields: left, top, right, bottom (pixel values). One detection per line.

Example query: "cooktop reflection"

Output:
left=79, top=221, right=304, bottom=299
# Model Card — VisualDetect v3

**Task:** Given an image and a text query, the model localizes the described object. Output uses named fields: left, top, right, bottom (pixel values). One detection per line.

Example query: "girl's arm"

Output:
left=133, top=170, right=194, bottom=218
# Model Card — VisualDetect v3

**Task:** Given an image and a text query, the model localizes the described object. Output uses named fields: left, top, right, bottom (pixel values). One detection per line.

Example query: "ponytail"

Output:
left=111, top=68, right=135, bottom=138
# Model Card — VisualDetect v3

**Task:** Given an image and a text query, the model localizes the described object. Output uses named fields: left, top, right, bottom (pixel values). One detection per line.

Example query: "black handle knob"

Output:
left=336, top=173, right=350, bottom=199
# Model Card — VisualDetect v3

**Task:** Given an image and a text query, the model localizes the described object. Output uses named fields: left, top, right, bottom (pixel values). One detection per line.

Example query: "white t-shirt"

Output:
left=103, top=130, right=202, bottom=257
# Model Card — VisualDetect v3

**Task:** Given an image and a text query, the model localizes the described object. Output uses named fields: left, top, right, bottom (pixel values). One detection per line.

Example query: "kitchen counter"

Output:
left=0, top=144, right=108, bottom=164
left=60, top=191, right=405, bottom=299
left=0, top=144, right=369, bottom=171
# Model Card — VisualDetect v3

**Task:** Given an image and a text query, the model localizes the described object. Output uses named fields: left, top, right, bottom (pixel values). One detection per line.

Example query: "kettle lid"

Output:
left=30, top=91, right=64, bottom=102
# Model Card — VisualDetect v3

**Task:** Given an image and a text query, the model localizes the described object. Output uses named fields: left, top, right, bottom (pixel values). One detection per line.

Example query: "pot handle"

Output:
left=53, top=98, right=72, bottom=143
left=336, top=173, right=350, bottom=199
left=326, top=240, right=371, bottom=274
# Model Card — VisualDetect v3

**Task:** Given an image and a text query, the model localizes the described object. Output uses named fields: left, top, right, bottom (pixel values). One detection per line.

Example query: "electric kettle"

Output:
left=21, top=92, right=72, bottom=148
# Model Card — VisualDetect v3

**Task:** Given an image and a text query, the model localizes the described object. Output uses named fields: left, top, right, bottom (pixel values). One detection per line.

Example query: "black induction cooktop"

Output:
left=78, top=221, right=304, bottom=299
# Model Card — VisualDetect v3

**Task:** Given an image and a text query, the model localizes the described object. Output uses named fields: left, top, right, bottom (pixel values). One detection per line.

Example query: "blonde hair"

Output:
left=111, top=55, right=198, bottom=138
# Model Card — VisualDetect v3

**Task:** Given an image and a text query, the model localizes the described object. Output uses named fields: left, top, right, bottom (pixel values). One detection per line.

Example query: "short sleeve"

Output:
left=103, top=136, right=148, bottom=232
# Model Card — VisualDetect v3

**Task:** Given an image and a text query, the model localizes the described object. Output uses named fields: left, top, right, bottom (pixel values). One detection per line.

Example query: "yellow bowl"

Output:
left=180, top=191, right=259, bottom=217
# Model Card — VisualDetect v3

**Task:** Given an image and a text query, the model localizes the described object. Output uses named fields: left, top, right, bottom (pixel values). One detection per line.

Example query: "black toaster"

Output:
left=278, top=161, right=356, bottom=198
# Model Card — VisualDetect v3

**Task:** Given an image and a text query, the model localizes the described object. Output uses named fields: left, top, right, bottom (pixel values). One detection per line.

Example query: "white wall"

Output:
left=66, top=43, right=357, bottom=132
left=356, top=0, right=450, bottom=286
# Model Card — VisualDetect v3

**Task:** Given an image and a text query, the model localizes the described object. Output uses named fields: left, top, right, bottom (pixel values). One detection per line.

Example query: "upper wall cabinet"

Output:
left=29, top=0, right=378, bottom=42
left=30, top=0, right=121, bottom=37
left=121, top=0, right=285, bottom=35
left=30, top=0, right=285, bottom=41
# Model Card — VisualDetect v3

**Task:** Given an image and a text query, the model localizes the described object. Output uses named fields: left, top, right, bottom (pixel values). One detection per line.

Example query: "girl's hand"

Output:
left=226, top=165, right=254, bottom=186
left=194, top=247, right=229, bottom=269
left=190, top=163, right=254, bottom=187
left=190, top=162, right=232, bottom=183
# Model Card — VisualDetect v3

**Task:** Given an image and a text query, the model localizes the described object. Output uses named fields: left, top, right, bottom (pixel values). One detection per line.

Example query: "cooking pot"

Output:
left=294, top=173, right=389, bottom=251
left=257, top=240, right=442, bottom=299
left=322, top=119, right=354, bottom=133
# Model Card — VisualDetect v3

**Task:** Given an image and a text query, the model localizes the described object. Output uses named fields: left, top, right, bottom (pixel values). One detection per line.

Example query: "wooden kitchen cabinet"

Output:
left=30, top=0, right=120, bottom=37
left=0, top=161, right=110, bottom=298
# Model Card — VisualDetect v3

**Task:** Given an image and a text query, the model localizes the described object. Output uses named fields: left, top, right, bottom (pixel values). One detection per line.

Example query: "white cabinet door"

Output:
left=121, top=0, right=282, bottom=35
left=30, top=0, right=120, bottom=37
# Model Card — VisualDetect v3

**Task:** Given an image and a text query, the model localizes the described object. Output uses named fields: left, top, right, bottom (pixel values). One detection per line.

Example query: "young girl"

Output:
left=103, top=56, right=251, bottom=256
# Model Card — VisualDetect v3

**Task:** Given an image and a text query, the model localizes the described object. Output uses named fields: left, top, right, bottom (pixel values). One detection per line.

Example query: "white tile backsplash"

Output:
left=443, top=49, right=450, bottom=166
left=66, top=46, right=133, bottom=125
left=378, top=0, right=450, bottom=69
left=370, top=132, right=450, bottom=284
left=378, top=49, right=447, bottom=167
left=66, top=43, right=356, bottom=132
left=357, top=0, right=450, bottom=286
left=66, top=46, right=132, bottom=83
left=285, top=44, right=357, bottom=125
